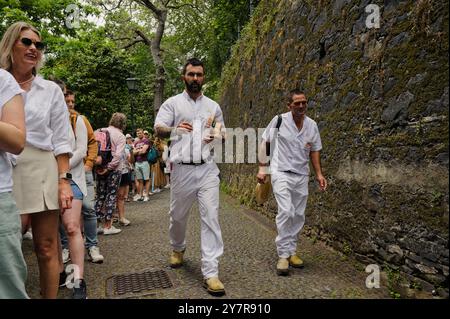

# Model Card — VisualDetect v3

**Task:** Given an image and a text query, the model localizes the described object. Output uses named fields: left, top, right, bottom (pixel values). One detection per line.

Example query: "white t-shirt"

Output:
left=69, top=115, right=87, bottom=196
left=0, top=69, right=24, bottom=193
left=262, top=112, right=322, bottom=176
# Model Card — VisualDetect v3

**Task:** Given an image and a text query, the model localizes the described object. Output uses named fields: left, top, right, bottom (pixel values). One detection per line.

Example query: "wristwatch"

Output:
left=59, top=172, right=72, bottom=181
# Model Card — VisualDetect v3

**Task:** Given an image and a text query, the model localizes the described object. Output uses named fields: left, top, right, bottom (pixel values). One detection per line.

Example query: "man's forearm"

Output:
left=258, top=141, right=270, bottom=166
left=155, top=125, right=173, bottom=138
left=310, top=151, right=323, bottom=176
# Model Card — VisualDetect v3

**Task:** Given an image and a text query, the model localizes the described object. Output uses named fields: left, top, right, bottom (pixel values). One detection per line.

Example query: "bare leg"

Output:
left=166, top=174, right=170, bottom=185
left=117, top=185, right=128, bottom=221
left=137, top=180, right=143, bottom=197
left=31, top=210, right=60, bottom=299
left=21, top=214, right=31, bottom=235
left=144, top=179, right=151, bottom=195
left=60, top=200, right=84, bottom=280
left=104, top=219, right=113, bottom=229
left=134, top=178, right=139, bottom=195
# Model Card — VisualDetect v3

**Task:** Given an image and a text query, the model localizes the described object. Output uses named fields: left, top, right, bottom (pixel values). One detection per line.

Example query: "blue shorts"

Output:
left=70, top=181, right=83, bottom=200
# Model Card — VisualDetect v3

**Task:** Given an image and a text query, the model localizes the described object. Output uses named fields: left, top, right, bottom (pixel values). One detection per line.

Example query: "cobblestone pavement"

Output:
left=23, top=189, right=390, bottom=299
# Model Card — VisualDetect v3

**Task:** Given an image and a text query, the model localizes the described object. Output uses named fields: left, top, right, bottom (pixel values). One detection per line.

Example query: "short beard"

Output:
left=185, top=80, right=202, bottom=94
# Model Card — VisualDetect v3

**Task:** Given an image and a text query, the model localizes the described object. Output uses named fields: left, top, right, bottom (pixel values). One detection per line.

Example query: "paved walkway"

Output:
left=23, top=189, right=390, bottom=299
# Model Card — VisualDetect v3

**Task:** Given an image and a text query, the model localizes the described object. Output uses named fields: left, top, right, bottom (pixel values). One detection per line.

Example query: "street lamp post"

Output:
left=126, top=77, right=139, bottom=135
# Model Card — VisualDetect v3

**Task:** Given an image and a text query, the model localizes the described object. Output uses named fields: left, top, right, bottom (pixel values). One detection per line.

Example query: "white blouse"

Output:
left=24, top=76, right=72, bottom=157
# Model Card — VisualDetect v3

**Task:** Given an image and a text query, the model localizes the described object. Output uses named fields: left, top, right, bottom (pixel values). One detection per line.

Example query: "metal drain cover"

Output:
left=106, top=269, right=173, bottom=297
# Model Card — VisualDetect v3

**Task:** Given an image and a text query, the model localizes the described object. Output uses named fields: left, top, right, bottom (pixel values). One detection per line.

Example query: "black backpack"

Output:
left=265, top=114, right=282, bottom=157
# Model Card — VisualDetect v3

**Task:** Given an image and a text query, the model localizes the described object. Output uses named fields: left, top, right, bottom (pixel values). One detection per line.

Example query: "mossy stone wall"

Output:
left=218, top=0, right=449, bottom=294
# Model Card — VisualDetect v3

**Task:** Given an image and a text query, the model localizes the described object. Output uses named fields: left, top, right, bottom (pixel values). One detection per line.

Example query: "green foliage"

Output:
left=168, top=0, right=259, bottom=98
left=384, top=264, right=404, bottom=299
left=218, top=0, right=278, bottom=99
left=342, top=242, right=353, bottom=256
left=42, top=28, right=147, bottom=132
left=0, top=0, right=92, bottom=38
left=1, top=0, right=260, bottom=132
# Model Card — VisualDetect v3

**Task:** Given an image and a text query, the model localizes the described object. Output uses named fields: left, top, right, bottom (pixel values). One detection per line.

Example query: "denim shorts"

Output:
left=70, top=181, right=84, bottom=200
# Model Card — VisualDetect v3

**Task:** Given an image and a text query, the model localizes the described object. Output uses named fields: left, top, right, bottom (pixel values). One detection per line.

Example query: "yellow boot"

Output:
left=276, top=258, right=289, bottom=276
left=289, top=255, right=304, bottom=268
left=203, top=277, right=225, bottom=296
left=169, top=250, right=184, bottom=268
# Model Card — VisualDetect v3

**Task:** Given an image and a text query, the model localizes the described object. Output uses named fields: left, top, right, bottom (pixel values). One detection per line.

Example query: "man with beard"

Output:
left=257, top=89, right=327, bottom=276
left=154, top=58, right=226, bottom=296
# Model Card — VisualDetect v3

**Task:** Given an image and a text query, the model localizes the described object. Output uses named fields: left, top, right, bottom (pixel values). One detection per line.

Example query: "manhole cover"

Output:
left=106, top=269, right=173, bottom=297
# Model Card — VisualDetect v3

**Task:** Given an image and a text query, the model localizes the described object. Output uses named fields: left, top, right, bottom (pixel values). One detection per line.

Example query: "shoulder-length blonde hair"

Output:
left=0, top=21, right=43, bottom=74
left=109, top=113, right=127, bottom=131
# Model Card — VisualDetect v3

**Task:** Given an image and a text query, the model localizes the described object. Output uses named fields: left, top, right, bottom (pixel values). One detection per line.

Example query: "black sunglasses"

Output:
left=20, top=37, right=46, bottom=51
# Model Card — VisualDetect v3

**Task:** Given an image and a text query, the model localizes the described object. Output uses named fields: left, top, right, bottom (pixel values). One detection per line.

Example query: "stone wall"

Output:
left=218, top=0, right=449, bottom=297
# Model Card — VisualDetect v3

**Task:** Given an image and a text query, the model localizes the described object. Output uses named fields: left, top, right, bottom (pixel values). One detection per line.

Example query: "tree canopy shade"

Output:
left=0, top=0, right=259, bottom=132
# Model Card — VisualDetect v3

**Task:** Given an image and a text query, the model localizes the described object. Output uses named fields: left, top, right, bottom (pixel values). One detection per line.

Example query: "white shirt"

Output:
left=262, top=112, right=322, bottom=176
left=120, top=147, right=130, bottom=174
left=23, top=76, right=72, bottom=157
left=154, top=91, right=225, bottom=164
left=0, top=69, right=24, bottom=193
left=69, top=115, right=87, bottom=196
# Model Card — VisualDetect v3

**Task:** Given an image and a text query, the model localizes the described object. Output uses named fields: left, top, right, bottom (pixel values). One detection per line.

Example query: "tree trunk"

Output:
left=150, top=9, right=167, bottom=117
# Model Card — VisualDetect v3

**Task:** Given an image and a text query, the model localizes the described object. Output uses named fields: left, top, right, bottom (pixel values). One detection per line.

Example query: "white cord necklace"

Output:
left=18, top=75, right=35, bottom=85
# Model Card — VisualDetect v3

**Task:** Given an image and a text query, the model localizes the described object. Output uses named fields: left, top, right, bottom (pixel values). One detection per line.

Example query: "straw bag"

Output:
left=254, top=115, right=282, bottom=205
left=255, top=175, right=272, bottom=205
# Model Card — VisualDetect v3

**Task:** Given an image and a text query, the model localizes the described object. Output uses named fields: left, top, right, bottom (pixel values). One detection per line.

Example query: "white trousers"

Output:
left=169, top=163, right=223, bottom=279
left=271, top=171, right=309, bottom=258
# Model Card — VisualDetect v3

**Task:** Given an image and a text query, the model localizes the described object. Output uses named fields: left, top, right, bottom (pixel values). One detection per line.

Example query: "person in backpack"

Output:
left=125, top=134, right=136, bottom=201
left=65, top=90, right=104, bottom=264
left=56, top=87, right=89, bottom=299
left=59, top=89, right=104, bottom=266
left=116, top=140, right=132, bottom=227
left=133, top=128, right=152, bottom=201
left=94, top=112, right=126, bottom=235
left=56, top=87, right=104, bottom=270
left=257, top=89, right=327, bottom=276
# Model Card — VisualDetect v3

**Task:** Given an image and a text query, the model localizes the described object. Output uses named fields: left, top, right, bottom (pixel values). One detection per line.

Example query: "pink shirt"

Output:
left=106, top=126, right=126, bottom=171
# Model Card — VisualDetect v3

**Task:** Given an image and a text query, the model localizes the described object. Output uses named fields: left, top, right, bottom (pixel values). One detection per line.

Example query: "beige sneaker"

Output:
left=119, top=218, right=131, bottom=226
left=276, top=258, right=289, bottom=276
left=203, top=277, right=225, bottom=296
left=289, top=255, right=304, bottom=268
left=169, top=250, right=184, bottom=268
left=103, top=225, right=122, bottom=235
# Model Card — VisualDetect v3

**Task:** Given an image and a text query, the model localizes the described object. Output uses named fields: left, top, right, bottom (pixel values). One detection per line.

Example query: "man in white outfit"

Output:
left=257, top=89, right=327, bottom=276
left=154, top=58, right=226, bottom=296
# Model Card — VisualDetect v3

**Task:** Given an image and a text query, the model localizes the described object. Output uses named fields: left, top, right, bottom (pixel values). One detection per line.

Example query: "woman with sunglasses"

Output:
left=0, top=22, right=73, bottom=299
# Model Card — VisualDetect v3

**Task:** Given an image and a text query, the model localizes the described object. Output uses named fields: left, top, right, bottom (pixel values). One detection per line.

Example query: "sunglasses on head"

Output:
left=20, top=37, right=46, bottom=51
